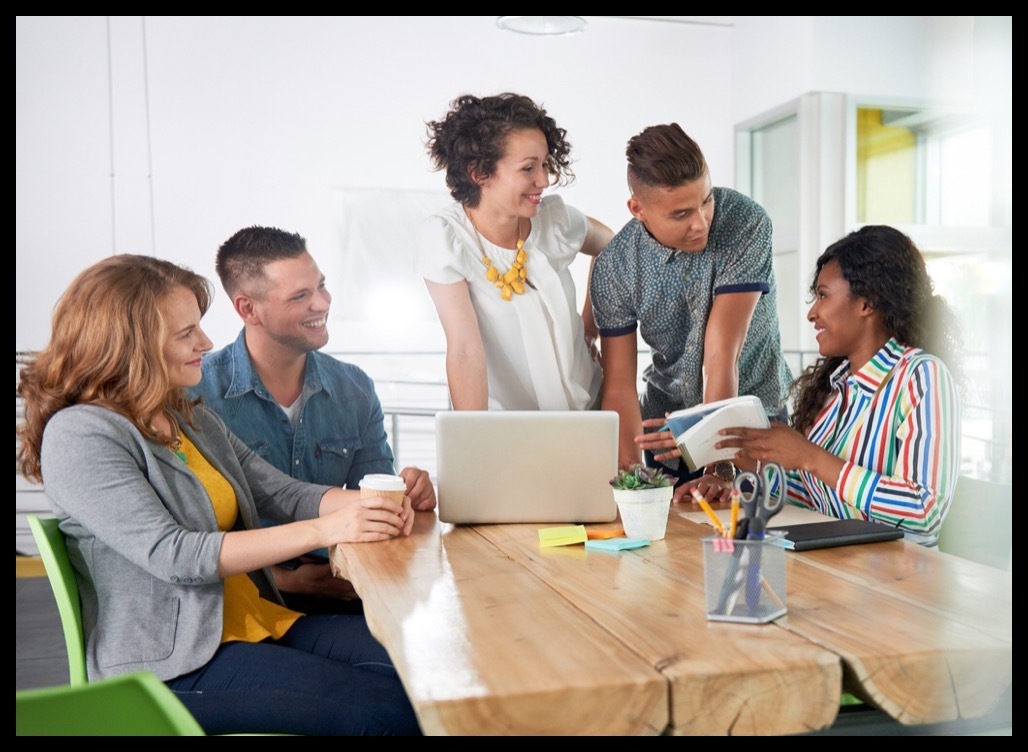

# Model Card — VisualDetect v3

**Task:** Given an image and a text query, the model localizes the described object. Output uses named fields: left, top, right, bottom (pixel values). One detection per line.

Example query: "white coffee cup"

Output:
left=359, top=474, right=407, bottom=505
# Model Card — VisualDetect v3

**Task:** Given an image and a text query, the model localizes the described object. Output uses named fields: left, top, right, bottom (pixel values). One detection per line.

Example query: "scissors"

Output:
left=733, top=461, right=786, bottom=541
left=732, top=462, right=785, bottom=616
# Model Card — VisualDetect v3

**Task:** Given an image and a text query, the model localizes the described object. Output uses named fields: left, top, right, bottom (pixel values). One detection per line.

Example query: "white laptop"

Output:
left=435, top=411, right=619, bottom=524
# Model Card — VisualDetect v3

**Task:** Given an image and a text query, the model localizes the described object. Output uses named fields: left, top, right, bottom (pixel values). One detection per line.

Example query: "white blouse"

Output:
left=417, top=195, right=602, bottom=411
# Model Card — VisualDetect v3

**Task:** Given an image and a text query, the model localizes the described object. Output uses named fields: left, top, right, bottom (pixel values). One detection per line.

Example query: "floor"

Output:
left=16, top=573, right=69, bottom=690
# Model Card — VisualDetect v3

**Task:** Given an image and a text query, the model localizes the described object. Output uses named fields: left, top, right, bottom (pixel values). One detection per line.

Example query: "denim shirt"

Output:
left=189, top=330, right=395, bottom=496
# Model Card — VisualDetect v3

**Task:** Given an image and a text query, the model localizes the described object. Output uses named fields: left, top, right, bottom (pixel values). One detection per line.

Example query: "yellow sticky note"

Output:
left=538, top=525, right=588, bottom=547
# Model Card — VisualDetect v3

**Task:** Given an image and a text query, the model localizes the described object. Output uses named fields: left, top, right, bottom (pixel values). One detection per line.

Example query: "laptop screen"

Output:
left=435, top=411, right=619, bottom=524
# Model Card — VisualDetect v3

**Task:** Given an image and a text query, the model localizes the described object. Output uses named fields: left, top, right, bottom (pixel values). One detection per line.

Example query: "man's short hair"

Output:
left=626, top=123, right=708, bottom=195
left=216, top=226, right=308, bottom=298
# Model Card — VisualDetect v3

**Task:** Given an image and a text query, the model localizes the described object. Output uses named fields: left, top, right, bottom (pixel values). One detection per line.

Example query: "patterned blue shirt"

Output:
left=590, top=187, right=792, bottom=421
left=189, top=329, right=395, bottom=493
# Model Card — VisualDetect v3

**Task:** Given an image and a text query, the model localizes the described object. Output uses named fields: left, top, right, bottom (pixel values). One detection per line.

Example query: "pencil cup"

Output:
left=702, top=532, right=787, bottom=624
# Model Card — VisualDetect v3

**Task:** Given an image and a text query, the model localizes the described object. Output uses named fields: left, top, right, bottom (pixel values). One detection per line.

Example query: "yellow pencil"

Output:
left=691, top=488, right=726, bottom=536
left=729, top=488, right=741, bottom=539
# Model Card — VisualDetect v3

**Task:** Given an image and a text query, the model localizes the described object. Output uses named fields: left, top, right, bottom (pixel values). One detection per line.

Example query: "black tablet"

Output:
left=768, top=519, right=904, bottom=550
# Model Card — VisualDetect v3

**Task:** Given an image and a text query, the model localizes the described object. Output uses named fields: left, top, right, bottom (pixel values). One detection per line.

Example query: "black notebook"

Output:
left=767, top=519, right=904, bottom=551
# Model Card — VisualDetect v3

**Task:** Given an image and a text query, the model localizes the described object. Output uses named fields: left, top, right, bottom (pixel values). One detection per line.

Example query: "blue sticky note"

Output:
left=584, top=537, right=651, bottom=552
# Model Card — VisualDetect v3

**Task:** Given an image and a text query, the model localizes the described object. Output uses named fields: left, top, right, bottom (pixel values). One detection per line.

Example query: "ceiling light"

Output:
left=496, top=16, right=587, bottom=36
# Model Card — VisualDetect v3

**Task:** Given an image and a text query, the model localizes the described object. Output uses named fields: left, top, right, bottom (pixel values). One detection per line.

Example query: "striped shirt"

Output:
left=785, top=337, right=961, bottom=546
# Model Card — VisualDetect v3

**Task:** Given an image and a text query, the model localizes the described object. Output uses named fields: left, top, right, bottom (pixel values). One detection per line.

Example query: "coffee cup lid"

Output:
left=359, top=473, right=406, bottom=492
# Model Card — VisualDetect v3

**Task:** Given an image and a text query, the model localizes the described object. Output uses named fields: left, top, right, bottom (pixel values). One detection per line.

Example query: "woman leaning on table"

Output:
left=418, top=92, right=613, bottom=410
left=717, top=225, right=963, bottom=546
left=16, top=255, right=421, bottom=735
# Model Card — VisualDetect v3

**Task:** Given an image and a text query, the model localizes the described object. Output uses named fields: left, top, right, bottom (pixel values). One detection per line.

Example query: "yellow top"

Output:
left=177, top=433, right=303, bottom=643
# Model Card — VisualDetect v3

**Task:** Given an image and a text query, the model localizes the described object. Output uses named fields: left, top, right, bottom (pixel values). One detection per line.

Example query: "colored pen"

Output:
left=728, top=488, right=740, bottom=540
left=691, top=488, right=726, bottom=536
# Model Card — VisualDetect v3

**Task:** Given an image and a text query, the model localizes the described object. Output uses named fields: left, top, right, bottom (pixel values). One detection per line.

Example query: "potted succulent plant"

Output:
left=609, top=464, right=674, bottom=540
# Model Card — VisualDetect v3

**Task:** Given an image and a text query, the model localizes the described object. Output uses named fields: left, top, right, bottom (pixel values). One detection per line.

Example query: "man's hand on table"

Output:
left=272, top=559, right=360, bottom=600
left=400, top=465, right=437, bottom=511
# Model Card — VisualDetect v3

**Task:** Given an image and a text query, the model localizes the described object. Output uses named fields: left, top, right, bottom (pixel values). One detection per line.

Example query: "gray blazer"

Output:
left=40, top=404, right=331, bottom=681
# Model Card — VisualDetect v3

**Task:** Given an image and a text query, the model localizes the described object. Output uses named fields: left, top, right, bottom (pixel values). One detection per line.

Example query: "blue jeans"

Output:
left=166, top=614, right=421, bottom=736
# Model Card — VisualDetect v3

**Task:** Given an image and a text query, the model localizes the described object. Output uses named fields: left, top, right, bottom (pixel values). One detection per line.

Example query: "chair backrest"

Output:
left=27, top=515, right=87, bottom=684
left=16, top=670, right=206, bottom=736
left=938, top=476, right=1012, bottom=570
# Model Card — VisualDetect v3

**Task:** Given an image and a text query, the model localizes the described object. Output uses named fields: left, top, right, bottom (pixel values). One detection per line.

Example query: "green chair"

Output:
left=27, top=515, right=86, bottom=685
left=26, top=515, right=296, bottom=736
left=17, top=670, right=205, bottom=736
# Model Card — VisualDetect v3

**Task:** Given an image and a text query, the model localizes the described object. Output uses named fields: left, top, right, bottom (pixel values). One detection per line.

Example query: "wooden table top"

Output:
left=329, top=503, right=1012, bottom=736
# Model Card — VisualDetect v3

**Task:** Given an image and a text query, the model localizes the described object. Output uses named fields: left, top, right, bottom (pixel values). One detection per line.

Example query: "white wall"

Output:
left=16, top=15, right=737, bottom=352
left=732, top=16, right=981, bottom=123
left=19, top=16, right=1010, bottom=352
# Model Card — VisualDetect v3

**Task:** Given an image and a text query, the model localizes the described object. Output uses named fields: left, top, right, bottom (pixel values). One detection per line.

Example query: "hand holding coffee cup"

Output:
left=359, top=474, right=414, bottom=535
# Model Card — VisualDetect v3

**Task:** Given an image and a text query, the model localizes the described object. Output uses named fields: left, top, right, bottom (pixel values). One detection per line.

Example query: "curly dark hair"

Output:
left=791, top=225, right=964, bottom=434
left=425, top=93, right=574, bottom=207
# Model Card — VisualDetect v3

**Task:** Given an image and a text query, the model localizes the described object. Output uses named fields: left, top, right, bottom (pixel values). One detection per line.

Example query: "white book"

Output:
left=663, top=395, right=770, bottom=472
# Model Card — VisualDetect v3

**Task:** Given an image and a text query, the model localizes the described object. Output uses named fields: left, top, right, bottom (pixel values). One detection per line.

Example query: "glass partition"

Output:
left=738, top=93, right=1011, bottom=483
left=856, top=105, right=994, bottom=228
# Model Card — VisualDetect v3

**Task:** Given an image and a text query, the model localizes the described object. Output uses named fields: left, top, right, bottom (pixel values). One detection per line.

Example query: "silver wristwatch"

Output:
left=707, top=461, right=736, bottom=483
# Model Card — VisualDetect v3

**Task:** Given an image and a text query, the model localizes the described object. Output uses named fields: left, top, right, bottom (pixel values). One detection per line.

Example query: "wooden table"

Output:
left=330, top=505, right=1012, bottom=735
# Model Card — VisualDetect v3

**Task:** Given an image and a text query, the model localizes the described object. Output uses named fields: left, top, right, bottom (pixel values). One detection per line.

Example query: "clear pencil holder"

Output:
left=702, top=532, right=787, bottom=624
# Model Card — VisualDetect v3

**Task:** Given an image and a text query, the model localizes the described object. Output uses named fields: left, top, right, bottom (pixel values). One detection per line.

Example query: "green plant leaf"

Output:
left=609, top=463, right=672, bottom=489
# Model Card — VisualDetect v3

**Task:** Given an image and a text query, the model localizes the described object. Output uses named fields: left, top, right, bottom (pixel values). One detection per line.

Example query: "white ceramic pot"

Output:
left=612, top=485, right=674, bottom=541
